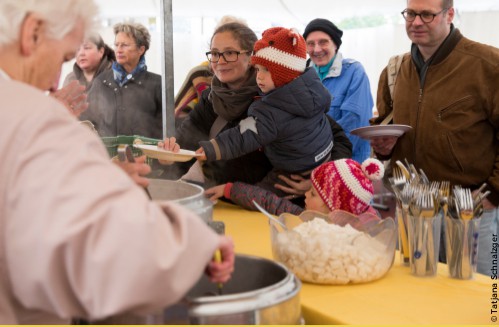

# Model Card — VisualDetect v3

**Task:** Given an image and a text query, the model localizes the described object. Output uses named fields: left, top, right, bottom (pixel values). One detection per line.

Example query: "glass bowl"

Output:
left=270, top=210, right=396, bottom=285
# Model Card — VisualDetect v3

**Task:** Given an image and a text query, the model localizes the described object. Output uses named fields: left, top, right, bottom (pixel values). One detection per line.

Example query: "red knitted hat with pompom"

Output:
left=311, top=158, right=385, bottom=215
left=251, top=27, right=307, bottom=87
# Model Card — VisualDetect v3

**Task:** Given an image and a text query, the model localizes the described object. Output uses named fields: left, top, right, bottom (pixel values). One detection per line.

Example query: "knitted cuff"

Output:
left=224, top=183, right=234, bottom=199
left=198, top=140, right=216, bottom=161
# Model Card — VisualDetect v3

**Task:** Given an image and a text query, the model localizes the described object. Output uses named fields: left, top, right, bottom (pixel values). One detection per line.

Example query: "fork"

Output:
left=390, top=167, right=407, bottom=198
left=420, top=192, right=437, bottom=275
left=398, top=184, right=414, bottom=263
left=395, top=160, right=412, bottom=181
left=439, top=181, right=450, bottom=218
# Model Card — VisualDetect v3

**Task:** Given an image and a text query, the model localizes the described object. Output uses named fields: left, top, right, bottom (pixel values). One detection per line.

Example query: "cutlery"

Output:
left=117, top=144, right=152, bottom=199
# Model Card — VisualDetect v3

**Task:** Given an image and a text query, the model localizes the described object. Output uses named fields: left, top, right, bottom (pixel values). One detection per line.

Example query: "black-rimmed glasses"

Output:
left=401, top=8, right=448, bottom=23
left=205, top=50, right=250, bottom=63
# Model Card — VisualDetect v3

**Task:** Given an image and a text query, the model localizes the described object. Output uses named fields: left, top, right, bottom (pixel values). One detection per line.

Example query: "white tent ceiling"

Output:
left=97, top=0, right=499, bottom=21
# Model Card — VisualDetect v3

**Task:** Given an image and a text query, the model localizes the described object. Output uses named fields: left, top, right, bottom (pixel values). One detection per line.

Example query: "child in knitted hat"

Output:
left=198, top=27, right=333, bottom=197
left=205, top=158, right=385, bottom=228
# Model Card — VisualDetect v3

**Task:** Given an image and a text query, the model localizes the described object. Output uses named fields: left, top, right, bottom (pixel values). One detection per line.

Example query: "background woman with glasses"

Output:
left=81, top=22, right=162, bottom=139
left=161, top=22, right=352, bottom=201
left=173, top=16, right=247, bottom=128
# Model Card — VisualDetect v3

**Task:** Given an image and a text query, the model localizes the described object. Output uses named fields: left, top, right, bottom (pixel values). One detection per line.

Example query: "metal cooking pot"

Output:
left=148, top=179, right=213, bottom=222
left=92, top=256, right=301, bottom=325
left=163, top=254, right=302, bottom=324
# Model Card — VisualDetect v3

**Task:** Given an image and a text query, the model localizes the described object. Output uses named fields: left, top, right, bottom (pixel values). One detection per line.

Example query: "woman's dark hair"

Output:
left=210, top=22, right=257, bottom=52
left=88, top=33, right=115, bottom=62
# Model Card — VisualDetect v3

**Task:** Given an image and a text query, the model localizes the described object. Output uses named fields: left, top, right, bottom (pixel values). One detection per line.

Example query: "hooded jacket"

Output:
left=201, top=68, right=333, bottom=173
left=372, top=27, right=499, bottom=204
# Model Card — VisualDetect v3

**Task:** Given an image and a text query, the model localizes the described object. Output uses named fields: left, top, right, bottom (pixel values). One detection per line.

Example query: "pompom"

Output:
left=361, top=158, right=384, bottom=181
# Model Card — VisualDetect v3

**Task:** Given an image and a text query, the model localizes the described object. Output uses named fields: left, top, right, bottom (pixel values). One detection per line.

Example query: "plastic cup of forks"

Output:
left=444, top=216, right=480, bottom=279
left=407, top=212, right=442, bottom=277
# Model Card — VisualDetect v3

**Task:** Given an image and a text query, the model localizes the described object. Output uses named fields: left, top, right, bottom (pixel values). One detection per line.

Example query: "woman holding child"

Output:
left=161, top=22, right=352, bottom=198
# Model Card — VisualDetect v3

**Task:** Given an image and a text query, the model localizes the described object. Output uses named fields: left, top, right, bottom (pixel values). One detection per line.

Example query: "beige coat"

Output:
left=0, top=76, right=219, bottom=323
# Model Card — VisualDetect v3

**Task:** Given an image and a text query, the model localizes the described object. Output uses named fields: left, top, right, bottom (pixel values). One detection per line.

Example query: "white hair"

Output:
left=215, top=15, right=248, bottom=29
left=0, top=0, right=98, bottom=48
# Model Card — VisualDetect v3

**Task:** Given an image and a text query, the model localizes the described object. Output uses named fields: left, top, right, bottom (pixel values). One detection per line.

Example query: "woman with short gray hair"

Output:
left=82, top=22, right=163, bottom=139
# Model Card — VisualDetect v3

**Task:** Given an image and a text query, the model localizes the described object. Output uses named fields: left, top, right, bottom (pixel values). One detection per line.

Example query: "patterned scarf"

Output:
left=112, top=56, right=147, bottom=87
left=209, top=67, right=260, bottom=122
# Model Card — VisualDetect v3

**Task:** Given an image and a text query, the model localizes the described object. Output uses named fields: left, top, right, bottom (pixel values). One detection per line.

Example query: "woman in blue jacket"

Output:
left=303, top=18, right=374, bottom=163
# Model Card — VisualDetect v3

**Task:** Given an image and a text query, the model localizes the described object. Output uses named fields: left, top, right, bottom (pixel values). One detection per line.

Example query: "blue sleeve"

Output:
left=332, top=63, right=373, bottom=129
left=326, top=62, right=373, bottom=158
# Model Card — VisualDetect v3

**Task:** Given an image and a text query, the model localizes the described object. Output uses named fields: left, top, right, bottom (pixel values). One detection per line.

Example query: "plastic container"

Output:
left=101, top=135, right=161, bottom=162
left=407, top=212, right=442, bottom=277
left=444, top=216, right=480, bottom=279
left=270, top=210, right=396, bottom=285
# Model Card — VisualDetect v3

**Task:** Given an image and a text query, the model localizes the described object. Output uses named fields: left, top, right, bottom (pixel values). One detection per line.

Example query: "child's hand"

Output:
left=157, top=137, right=181, bottom=165
left=196, top=147, right=207, bottom=161
left=158, top=136, right=180, bottom=152
left=204, top=184, right=226, bottom=202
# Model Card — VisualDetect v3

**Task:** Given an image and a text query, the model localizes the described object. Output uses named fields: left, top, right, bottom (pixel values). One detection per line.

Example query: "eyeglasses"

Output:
left=205, top=50, right=250, bottom=63
left=113, top=43, right=136, bottom=50
left=401, top=8, right=448, bottom=23
left=306, top=39, right=333, bottom=48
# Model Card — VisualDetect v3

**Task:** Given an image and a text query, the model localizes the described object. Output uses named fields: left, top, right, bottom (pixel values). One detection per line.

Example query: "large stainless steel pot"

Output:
left=148, top=179, right=213, bottom=222
left=163, top=254, right=302, bottom=324
left=93, top=256, right=301, bottom=325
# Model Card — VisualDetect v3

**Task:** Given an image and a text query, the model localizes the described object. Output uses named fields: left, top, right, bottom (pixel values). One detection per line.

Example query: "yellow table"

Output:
left=214, top=201, right=493, bottom=325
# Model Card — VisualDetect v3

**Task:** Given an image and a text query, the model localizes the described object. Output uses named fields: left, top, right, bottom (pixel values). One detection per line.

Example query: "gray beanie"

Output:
left=303, top=18, right=343, bottom=49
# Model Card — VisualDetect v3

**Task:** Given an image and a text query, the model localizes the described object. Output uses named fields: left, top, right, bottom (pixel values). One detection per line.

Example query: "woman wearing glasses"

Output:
left=81, top=22, right=162, bottom=139
left=161, top=22, right=352, bottom=199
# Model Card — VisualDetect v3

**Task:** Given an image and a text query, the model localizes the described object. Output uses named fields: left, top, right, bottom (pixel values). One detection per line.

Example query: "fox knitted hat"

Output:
left=251, top=27, right=307, bottom=88
left=303, top=18, right=343, bottom=49
left=311, top=158, right=384, bottom=215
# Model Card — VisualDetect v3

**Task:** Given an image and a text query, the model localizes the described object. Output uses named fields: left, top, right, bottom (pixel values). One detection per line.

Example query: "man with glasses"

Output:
left=303, top=18, right=373, bottom=164
left=370, top=0, right=499, bottom=275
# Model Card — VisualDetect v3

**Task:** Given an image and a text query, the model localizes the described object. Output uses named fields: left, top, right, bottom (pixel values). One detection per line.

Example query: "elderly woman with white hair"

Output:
left=0, top=0, right=234, bottom=324
left=81, top=22, right=163, bottom=139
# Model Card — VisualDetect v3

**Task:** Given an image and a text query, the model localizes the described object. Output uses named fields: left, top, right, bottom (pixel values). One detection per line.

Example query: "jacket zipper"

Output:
left=437, top=95, right=474, bottom=122
left=414, top=88, right=423, bottom=168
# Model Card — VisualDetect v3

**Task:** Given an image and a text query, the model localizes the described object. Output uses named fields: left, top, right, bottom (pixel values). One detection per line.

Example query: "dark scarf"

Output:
left=112, top=56, right=147, bottom=87
left=411, top=24, right=462, bottom=88
left=209, top=67, right=259, bottom=122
